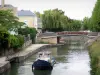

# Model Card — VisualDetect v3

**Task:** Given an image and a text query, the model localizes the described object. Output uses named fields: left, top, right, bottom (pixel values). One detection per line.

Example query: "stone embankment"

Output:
left=0, top=57, right=10, bottom=73
left=0, top=44, right=64, bottom=74
left=85, top=35, right=100, bottom=46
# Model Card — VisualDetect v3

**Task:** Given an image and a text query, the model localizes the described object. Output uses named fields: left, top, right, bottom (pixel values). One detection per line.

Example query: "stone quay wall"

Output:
left=14, top=44, right=64, bottom=63
left=0, top=44, right=64, bottom=74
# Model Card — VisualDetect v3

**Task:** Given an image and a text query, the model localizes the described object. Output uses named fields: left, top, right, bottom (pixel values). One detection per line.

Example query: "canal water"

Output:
left=1, top=41, right=91, bottom=75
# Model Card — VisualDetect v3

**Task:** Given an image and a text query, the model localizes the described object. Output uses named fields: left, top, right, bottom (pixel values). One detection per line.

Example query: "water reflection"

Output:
left=0, top=63, right=19, bottom=75
left=32, top=70, right=52, bottom=75
left=1, top=41, right=91, bottom=75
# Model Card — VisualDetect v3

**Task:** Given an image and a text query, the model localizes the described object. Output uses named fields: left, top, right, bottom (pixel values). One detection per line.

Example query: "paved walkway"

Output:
left=0, top=44, right=48, bottom=68
left=15, top=44, right=48, bottom=57
left=0, top=57, right=7, bottom=66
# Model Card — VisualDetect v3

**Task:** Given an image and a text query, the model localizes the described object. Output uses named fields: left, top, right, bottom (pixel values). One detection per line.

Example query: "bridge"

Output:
left=37, top=31, right=99, bottom=44
left=57, top=31, right=88, bottom=36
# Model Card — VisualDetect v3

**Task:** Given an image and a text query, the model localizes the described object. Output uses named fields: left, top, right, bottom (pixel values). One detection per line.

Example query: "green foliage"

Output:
left=10, top=35, right=19, bottom=49
left=65, top=19, right=82, bottom=31
left=0, top=29, right=10, bottom=49
left=89, top=41, right=100, bottom=75
left=0, top=10, right=25, bottom=54
left=42, top=9, right=82, bottom=32
left=29, top=28, right=37, bottom=43
left=90, top=0, right=100, bottom=31
left=0, top=30, right=24, bottom=50
left=10, top=35, right=24, bottom=49
left=34, top=11, right=41, bottom=18
left=16, top=35, right=24, bottom=47
left=42, top=9, right=68, bottom=32
left=18, top=27, right=37, bottom=43
left=0, top=10, right=25, bottom=32
left=18, top=27, right=30, bottom=36
left=82, top=17, right=90, bottom=30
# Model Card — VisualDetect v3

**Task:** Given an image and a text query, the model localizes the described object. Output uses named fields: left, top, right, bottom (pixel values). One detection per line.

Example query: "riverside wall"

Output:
left=14, top=44, right=64, bottom=63
left=0, top=61, right=10, bottom=74
left=0, top=44, right=64, bottom=74
left=85, top=35, right=100, bottom=47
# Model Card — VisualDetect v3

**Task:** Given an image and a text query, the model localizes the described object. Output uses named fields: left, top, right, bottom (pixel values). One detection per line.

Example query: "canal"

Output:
left=1, top=41, right=91, bottom=75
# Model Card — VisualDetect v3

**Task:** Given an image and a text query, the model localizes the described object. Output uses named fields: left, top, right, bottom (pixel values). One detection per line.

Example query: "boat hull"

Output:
left=32, top=59, right=53, bottom=70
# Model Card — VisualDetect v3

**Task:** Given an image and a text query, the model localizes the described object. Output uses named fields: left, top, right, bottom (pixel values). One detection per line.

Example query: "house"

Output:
left=17, top=10, right=42, bottom=33
left=0, top=0, right=42, bottom=33
left=0, top=0, right=17, bottom=16
left=17, top=10, right=37, bottom=28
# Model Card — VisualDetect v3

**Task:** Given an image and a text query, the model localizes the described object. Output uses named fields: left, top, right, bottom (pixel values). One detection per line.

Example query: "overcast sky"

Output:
left=0, top=0, right=97, bottom=20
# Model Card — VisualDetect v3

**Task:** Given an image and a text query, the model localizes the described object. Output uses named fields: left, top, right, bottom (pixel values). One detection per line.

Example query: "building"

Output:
left=0, top=0, right=42, bottom=32
left=18, top=10, right=37, bottom=28
left=0, top=0, right=17, bottom=16
left=18, top=10, right=42, bottom=32
left=34, top=17, right=42, bottom=33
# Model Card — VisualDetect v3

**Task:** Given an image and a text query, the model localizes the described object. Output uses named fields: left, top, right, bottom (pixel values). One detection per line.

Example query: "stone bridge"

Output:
left=57, top=31, right=88, bottom=36
left=37, top=31, right=99, bottom=44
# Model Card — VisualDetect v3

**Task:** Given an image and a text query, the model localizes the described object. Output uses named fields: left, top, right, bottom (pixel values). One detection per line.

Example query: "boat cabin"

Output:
left=37, top=51, right=51, bottom=61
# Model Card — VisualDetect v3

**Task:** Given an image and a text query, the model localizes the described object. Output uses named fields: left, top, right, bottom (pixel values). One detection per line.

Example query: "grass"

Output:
left=89, top=41, right=100, bottom=75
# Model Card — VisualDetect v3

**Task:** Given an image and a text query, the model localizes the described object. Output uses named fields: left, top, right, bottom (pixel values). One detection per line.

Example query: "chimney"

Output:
left=1, top=0, right=5, bottom=7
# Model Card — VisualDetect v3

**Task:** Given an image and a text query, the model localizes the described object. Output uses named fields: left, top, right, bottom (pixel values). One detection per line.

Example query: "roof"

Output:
left=0, top=4, right=14, bottom=8
left=17, top=10, right=35, bottom=16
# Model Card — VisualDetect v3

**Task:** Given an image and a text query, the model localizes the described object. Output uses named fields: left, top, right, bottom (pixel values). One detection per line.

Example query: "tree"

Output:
left=18, top=27, right=37, bottom=43
left=90, top=0, right=100, bottom=31
left=71, top=20, right=82, bottom=31
left=0, top=10, right=25, bottom=55
left=64, top=19, right=82, bottom=31
left=0, top=28, right=10, bottom=55
left=82, top=17, right=90, bottom=30
left=0, top=10, right=24, bottom=33
left=42, top=9, right=69, bottom=32
left=34, top=11, right=41, bottom=18
left=42, top=9, right=82, bottom=32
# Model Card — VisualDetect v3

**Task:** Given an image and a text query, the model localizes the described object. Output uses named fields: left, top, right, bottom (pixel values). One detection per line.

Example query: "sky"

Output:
left=0, top=0, right=97, bottom=20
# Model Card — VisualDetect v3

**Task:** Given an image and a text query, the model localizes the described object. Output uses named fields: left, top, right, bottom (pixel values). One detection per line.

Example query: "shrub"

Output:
left=89, top=41, right=100, bottom=75
left=0, top=28, right=10, bottom=49
left=10, top=35, right=24, bottom=49
left=29, top=28, right=37, bottom=43
left=10, top=35, right=19, bottom=49
left=18, top=27, right=37, bottom=43
left=16, top=35, right=24, bottom=47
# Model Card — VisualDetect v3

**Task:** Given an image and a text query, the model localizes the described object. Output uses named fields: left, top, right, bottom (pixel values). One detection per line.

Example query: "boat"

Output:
left=32, top=51, right=56, bottom=70
left=33, top=69, right=52, bottom=75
